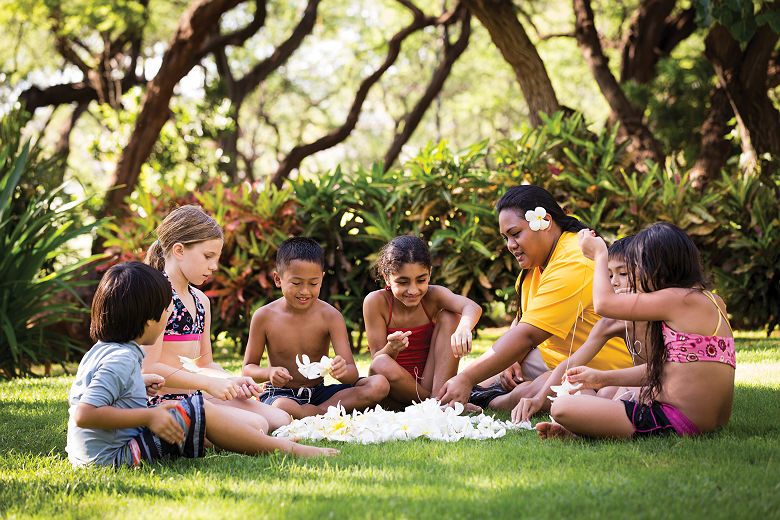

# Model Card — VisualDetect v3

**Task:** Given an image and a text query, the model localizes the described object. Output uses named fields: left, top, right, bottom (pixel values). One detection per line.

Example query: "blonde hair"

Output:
left=145, top=205, right=223, bottom=271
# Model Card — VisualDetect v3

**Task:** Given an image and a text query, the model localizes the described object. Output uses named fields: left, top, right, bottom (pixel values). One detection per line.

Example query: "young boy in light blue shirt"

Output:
left=66, top=261, right=337, bottom=468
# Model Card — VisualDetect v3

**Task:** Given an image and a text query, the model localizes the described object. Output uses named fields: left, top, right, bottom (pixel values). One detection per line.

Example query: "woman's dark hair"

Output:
left=496, top=185, right=587, bottom=234
left=625, top=222, right=708, bottom=403
left=276, top=237, right=324, bottom=273
left=90, top=262, right=173, bottom=343
left=372, top=235, right=431, bottom=281
left=496, top=185, right=587, bottom=317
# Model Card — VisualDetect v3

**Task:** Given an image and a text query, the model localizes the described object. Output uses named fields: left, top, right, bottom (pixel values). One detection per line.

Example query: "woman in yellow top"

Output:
left=437, top=185, right=633, bottom=408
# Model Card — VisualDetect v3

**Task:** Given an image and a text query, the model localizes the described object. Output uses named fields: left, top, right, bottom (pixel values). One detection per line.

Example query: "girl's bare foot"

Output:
left=292, top=442, right=340, bottom=457
left=536, top=421, right=578, bottom=440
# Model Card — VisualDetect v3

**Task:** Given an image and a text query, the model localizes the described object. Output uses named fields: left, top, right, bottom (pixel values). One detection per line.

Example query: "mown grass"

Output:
left=1, top=331, right=778, bottom=519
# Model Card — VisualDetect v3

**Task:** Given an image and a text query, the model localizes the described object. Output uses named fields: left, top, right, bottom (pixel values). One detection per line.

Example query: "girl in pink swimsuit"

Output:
left=536, top=222, right=736, bottom=439
left=364, top=235, right=483, bottom=407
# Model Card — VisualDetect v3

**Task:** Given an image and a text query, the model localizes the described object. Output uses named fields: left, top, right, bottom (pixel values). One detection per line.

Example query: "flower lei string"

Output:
left=525, top=207, right=551, bottom=231
left=296, top=354, right=333, bottom=379
left=273, top=399, right=534, bottom=444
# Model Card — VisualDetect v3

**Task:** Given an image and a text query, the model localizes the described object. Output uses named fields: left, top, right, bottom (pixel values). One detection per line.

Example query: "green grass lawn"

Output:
left=1, top=331, right=778, bottom=519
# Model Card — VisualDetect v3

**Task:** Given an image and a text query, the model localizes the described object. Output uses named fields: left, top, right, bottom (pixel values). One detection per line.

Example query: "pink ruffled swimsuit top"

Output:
left=662, top=291, right=736, bottom=369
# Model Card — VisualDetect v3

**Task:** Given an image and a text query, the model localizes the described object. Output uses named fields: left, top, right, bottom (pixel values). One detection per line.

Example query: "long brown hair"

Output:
left=145, top=205, right=223, bottom=271
left=626, top=222, right=708, bottom=403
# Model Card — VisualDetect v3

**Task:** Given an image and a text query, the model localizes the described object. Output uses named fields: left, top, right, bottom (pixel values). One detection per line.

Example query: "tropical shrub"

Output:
left=0, top=138, right=103, bottom=378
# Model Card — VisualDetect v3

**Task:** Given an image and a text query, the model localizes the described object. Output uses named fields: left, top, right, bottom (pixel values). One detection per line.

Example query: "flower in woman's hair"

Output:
left=296, top=354, right=333, bottom=379
left=525, top=207, right=550, bottom=231
left=178, top=355, right=203, bottom=373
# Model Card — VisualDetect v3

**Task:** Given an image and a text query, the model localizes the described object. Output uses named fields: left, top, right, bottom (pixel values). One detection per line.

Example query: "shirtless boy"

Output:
left=242, top=237, right=389, bottom=418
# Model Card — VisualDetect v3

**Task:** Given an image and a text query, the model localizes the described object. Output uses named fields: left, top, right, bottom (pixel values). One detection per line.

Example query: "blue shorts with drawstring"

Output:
left=258, top=380, right=357, bottom=406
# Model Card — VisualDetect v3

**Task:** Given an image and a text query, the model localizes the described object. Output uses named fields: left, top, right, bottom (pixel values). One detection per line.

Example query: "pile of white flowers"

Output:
left=273, top=398, right=533, bottom=444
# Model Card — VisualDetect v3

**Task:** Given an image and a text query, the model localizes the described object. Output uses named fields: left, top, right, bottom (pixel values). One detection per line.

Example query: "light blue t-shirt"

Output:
left=66, top=340, right=147, bottom=466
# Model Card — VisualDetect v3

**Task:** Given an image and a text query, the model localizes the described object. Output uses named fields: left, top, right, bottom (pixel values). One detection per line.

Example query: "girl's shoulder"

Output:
left=190, top=286, right=210, bottom=305
left=364, top=289, right=390, bottom=306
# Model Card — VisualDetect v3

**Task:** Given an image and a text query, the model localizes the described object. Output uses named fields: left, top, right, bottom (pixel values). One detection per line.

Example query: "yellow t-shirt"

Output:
left=517, top=231, right=632, bottom=371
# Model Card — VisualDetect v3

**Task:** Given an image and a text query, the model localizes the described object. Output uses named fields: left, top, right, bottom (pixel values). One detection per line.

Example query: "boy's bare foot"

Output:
left=464, top=403, right=483, bottom=413
left=536, top=421, right=578, bottom=440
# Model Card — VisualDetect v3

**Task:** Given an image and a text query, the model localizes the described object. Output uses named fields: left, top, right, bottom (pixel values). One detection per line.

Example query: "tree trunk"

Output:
left=103, top=0, right=242, bottom=220
left=705, top=22, right=780, bottom=165
left=462, top=0, right=560, bottom=126
left=620, top=0, right=696, bottom=83
left=383, top=10, right=471, bottom=170
left=690, top=87, right=733, bottom=188
left=270, top=7, right=455, bottom=186
left=573, top=0, right=664, bottom=167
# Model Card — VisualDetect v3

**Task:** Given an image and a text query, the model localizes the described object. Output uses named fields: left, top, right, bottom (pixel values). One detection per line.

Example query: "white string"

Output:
left=624, top=321, right=643, bottom=365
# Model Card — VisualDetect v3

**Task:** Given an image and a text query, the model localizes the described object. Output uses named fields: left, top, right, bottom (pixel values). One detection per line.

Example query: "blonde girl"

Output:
left=142, top=205, right=290, bottom=433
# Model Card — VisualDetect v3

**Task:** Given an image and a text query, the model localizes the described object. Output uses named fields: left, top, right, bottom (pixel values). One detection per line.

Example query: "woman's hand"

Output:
left=385, top=330, right=411, bottom=357
left=269, top=366, right=293, bottom=388
left=564, top=366, right=605, bottom=390
left=436, top=374, right=472, bottom=406
left=577, top=229, right=607, bottom=260
left=512, top=396, right=544, bottom=424
left=450, top=326, right=473, bottom=358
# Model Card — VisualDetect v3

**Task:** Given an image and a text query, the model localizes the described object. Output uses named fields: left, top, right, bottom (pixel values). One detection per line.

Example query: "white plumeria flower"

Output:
left=548, top=379, right=583, bottom=401
left=296, top=354, right=333, bottom=379
left=272, top=398, right=531, bottom=444
left=177, top=355, right=202, bottom=373
left=525, top=206, right=551, bottom=231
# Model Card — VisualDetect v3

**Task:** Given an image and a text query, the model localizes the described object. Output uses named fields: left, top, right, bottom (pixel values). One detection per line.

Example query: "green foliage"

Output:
left=710, top=167, right=780, bottom=332
left=0, top=131, right=103, bottom=378
left=98, top=179, right=302, bottom=346
left=101, top=111, right=779, bottom=351
left=694, top=0, right=780, bottom=41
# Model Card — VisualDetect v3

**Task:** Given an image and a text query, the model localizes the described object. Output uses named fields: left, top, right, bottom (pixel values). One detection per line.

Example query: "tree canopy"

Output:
left=1, top=0, right=778, bottom=214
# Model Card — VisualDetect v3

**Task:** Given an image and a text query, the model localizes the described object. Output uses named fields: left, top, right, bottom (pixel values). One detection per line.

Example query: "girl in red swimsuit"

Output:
left=537, top=222, right=736, bottom=439
left=364, top=235, right=483, bottom=407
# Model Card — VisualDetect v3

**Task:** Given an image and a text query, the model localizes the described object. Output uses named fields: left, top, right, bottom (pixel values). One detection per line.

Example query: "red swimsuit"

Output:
left=385, top=287, right=434, bottom=383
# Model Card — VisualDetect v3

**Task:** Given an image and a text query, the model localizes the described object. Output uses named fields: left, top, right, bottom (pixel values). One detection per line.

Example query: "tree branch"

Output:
left=270, top=3, right=444, bottom=186
left=103, top=0, right=244, bottom=222
left=383, top=8, right=471, bottom=170
left=573, top=0, right=664, bottom=166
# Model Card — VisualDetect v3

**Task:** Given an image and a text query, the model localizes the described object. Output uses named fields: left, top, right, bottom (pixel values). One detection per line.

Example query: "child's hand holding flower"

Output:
left=577, top=229, right=607, bottom=260
left=229, top=376, right=262, bottom=398
left=564, top=366, right=605, bottom=391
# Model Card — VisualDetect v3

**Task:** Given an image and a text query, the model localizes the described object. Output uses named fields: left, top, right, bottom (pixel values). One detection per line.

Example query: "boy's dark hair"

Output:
left=276, top=237, right=324, bottom=273
left=608, top=235, right=634, bottom=259
left=90, top=262, right=173, bottom=343
left=372, top=235, right=431, bottom=281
